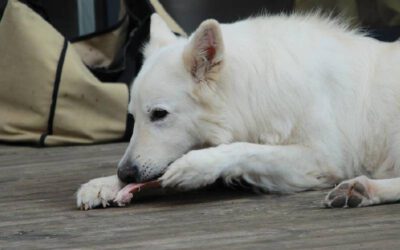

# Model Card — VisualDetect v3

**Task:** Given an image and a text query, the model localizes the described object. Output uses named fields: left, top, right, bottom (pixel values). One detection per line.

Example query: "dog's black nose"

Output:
left=117, top=165, right=140, bottom=183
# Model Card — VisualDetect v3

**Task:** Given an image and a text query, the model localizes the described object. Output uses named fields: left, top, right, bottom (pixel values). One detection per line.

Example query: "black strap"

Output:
left=0, top=0, right=7, bottom=20
left=39, top=38, right=68, bottom=146
left=123, top=113, right=134, bottom=141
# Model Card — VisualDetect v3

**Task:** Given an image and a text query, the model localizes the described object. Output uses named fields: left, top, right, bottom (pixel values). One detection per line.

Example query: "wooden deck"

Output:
left=1, top=143, right=400, bottom=249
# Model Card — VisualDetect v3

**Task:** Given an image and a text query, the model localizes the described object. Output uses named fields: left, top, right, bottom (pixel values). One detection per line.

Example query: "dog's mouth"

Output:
left=151, top=160, right=174, bottom=181
left=137, top=160, right=174, bottom=183
left=116, top=162, right=174, bottom=199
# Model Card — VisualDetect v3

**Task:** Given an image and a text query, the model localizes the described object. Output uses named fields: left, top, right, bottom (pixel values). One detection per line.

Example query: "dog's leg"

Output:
left=324, top=175, right=400, bottom=208
left=76, top=175, right=125, bottom=210
left=161, top=142, right=338, bottom=193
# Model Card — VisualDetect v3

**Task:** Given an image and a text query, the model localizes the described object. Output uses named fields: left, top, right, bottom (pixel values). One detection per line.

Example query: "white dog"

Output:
left=77, top=13, right=400, bottom=210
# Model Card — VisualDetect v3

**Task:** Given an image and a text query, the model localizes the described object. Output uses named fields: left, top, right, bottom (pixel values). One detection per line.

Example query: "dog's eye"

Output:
left=150, top=109, right=169, bottom=122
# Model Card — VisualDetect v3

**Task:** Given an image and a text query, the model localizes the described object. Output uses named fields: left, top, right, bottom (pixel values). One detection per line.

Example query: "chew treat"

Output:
left=114, top=180, right=161, bottom=206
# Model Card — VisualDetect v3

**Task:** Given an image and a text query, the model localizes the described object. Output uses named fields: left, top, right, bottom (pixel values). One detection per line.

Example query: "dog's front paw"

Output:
left=161, top=149, right=222, bottom=190
left=76, top=175, right=123, bottom=210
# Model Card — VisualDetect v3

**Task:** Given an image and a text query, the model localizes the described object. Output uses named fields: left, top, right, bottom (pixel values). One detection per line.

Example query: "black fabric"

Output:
left=39, top=39, right=68, bottom=146
left=0, top=0, right=8, bottom=20
left=367, top=26, right=400, bottom=42
left=124, top=0, right=155, bottom=24
left=88, top=16, right=151, bottom=85
left=160, top=0, right=400, bottom=41
left=160, top=0, right=294, bottom=33
left=85, top=0, right=154, bottom=85
left=19, top=0, right=50, bottom=21
left=124, top=113, right=134, bottom=140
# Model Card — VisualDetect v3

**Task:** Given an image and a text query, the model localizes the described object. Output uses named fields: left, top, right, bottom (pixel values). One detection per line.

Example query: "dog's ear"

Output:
left=183, top=19, right=224, bottom=83
left=143, top=14, right=177, bottom=58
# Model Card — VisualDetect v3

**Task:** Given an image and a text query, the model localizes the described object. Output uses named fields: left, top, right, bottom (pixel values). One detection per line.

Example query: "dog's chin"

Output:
left=155, top=160, right=174, bottom=180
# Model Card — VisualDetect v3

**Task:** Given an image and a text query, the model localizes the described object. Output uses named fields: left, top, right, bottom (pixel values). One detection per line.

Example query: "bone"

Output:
left=114, top=180, right=161, bottom=206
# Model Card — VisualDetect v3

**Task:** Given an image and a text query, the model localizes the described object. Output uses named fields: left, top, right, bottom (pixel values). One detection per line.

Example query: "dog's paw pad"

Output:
left=324, top=178, right=372, bottom=208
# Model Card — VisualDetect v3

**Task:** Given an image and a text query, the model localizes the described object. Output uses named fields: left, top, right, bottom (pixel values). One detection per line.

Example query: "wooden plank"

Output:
left=0, top=143, right=400, bottom=249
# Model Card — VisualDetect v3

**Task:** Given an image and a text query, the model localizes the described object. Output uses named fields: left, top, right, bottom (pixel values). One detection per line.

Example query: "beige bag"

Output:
left=0, top=0, right=129, bottom=146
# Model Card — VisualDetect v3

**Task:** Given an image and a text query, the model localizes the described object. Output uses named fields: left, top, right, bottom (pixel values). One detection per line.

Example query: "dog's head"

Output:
left=118, top=14, right=227, bottom=183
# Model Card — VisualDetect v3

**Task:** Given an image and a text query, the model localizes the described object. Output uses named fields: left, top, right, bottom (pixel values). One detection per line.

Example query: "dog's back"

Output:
left=214, top=14, right=400, bottom=179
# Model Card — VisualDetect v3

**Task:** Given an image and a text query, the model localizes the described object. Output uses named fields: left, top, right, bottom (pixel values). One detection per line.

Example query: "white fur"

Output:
left=76, top=175, right=122, bottom=210
left=77, top=13, right=400, bottom=209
